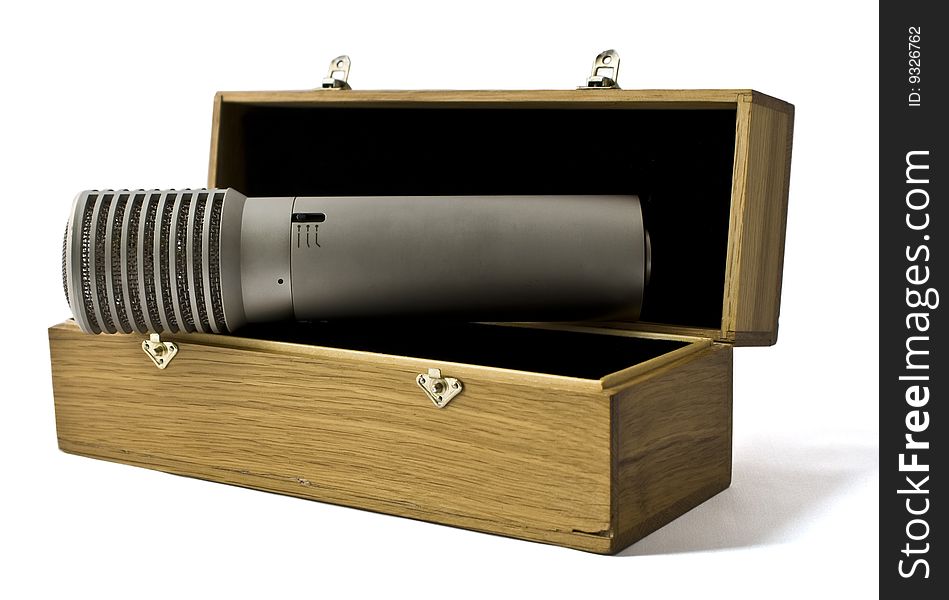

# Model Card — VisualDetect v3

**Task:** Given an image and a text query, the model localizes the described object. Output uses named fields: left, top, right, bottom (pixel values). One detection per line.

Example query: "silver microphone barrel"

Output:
left=63, top=189, right=650, bottom=335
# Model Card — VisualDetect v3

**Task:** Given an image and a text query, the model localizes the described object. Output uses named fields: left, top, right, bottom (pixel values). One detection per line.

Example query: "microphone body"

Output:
left=64, top=189, right=649, bottom=335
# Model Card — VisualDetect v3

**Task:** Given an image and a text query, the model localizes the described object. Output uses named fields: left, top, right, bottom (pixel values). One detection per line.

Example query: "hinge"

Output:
left=320, top=55, right=352, bottom=90
left=142, top=333, right=178, bottom=370
left=578, top=49, right=621, bottom=89
left=416, top=368, right=464, bottom=408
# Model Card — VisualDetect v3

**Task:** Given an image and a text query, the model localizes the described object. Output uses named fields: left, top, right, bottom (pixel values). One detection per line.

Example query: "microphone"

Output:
left=63, top=189, right=651, bottom=335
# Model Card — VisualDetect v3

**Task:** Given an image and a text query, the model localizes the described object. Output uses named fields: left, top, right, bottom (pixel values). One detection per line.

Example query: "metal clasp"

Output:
left=416, top=368, right=463, bottom=408
left=578, top=49, right=621, bottom=89
left=321, top=55, right=352, bottom=90
left=142, top=333, right=178, bottom=370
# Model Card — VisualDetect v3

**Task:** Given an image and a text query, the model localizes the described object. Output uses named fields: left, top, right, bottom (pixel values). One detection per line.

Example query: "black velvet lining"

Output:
left=220, top=104, right=736, bottom=329
left=238, top=320, right=689, bottom=380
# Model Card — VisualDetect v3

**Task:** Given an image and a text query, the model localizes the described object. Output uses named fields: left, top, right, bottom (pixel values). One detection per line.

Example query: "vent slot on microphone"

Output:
left=78, top=194, right=100, bottom=334
left=191, top=192, right=211, bottom=332
left=158, top=192, right=179, bottom=333
left=62, top=225, right=69, bottom=306
left=109, top=193, right=131, bottom=333
left=208, top=191, right=228, bottom=333
left=173, top=192, right=196, bottom=332
left=93, top=193, right=116, bottom=333
left=142, top=193, right=162, bottom=331
left=124, top=193, right=146, bottom=332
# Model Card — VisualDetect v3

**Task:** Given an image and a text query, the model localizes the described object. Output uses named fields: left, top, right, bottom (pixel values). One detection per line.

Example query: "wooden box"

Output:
left=49, top=86, right=793, bottom=554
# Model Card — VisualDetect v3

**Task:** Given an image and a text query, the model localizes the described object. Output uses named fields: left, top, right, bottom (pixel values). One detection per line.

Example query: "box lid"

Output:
left=208, top=88, right=793, bottom=346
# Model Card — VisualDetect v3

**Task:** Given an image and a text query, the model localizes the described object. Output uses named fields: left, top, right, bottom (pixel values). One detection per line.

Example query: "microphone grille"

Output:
left=65, top=189, right=231, bottom=334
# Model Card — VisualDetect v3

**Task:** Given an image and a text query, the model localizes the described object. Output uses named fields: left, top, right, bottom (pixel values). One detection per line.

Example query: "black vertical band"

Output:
left=880, top=1, right=945, bottom=594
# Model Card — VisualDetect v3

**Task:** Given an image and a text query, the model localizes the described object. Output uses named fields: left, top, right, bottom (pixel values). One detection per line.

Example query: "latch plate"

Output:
left=416, top=368, right=463, bottom=408
left=142, top=333, right=178, bottom=370
left=321, top=55, right=352, bottom=90
left=578, top=49, right=621, bottom=89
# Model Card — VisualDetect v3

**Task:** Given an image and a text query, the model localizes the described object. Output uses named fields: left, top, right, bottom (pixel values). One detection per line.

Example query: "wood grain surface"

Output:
left=611, top=343, right=733, bottom=552
left=50, top=320, right=733, bottom=553
left=50, top=321, right=615, bottom=552
left=722, top=95, right=794, bottom=345
left=212, top=88, right=752, bottom=109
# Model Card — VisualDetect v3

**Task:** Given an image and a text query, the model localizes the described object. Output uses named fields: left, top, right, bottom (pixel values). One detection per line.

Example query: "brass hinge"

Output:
left=416, top=368, right=463, bottom=408
left=578, top=49, right=621, bottom=89
left=320, top=55, right=352, bottom=90
left=142, top=333, right=178, bottom=370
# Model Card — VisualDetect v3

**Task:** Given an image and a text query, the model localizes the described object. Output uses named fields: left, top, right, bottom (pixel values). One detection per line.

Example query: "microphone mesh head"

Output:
left=64, top=189, right=230, bottom=334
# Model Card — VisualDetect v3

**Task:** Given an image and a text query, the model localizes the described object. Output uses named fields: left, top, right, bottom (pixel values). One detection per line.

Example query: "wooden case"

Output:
left=49, top=87, right=793, bottom=554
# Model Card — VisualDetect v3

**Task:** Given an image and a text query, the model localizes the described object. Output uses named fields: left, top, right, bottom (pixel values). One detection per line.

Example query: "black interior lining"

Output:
left=237, top=321, right=690, bottom=380
left=218, top=104, right=737, bottom=330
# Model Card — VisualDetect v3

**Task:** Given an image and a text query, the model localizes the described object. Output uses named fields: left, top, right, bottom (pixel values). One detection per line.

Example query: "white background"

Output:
left=0, top=1, right=878, bottom=597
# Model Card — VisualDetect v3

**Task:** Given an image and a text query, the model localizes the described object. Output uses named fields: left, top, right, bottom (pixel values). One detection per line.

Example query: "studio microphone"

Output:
left=63, top=189, right=651, bottom=335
